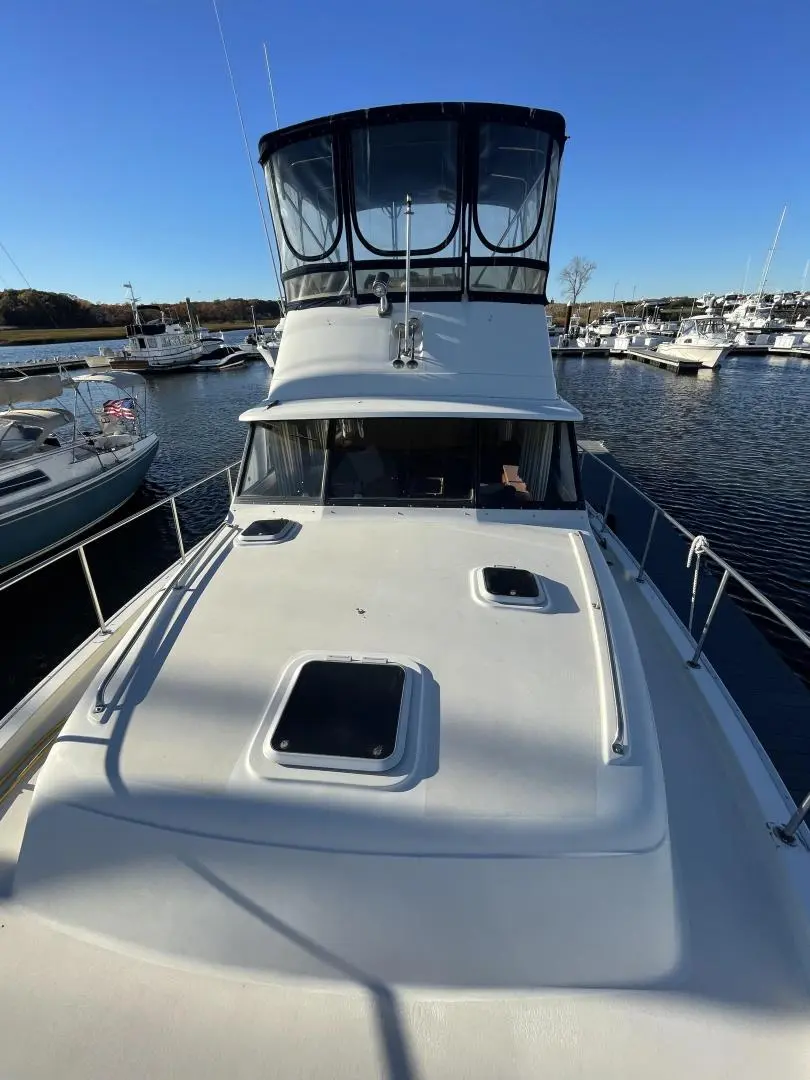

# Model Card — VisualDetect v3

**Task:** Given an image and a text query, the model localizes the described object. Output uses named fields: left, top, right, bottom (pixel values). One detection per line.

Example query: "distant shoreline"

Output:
left=0, top=321, right=255, bottom=346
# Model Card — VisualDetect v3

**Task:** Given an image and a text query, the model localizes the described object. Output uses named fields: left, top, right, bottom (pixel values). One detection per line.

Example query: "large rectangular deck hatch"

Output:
left=269, top=659, right=410, bottom=772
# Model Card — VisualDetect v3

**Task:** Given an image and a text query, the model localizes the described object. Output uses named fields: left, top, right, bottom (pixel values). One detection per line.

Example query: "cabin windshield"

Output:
left=696, top=317, right=726, bottom=334
left=259, top=103, right=565, bottom=306
left=238, top=418, right=581, bottom=509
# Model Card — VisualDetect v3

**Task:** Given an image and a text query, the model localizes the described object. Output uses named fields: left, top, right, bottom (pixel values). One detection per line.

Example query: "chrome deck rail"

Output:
left=0, top=461, right=240, bottom=635
left=92, top=521, right=237, bottom=717
left=581, top=446, right=810, bottom=845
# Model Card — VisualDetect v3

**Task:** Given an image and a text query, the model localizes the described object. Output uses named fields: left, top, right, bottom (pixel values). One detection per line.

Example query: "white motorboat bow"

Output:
left=1, top=101, right=810, bottom=1080
left=194, top=351, right=247, bottom=371
left=0, top=370, right=158, bottom=569
left=255, top=316, right=284, bottom=368
left=656, top=314, right=734, bottom=368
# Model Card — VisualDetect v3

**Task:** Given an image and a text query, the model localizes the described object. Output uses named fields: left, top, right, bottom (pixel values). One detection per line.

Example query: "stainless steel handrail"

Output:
left=582, top=450, right=810, bottom=652
left=581, top=446, right=810, bottom=844
left=0, top=460, right=239, bottom=595
left=92, top=522, right=237, bottom=716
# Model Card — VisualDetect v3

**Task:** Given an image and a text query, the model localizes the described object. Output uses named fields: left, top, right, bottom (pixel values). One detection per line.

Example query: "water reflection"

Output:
left=555, top=352, right=810, bottom=636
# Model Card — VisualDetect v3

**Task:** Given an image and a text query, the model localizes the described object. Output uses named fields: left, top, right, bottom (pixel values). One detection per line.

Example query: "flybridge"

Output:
left=258, top=102, right=566, bottom=308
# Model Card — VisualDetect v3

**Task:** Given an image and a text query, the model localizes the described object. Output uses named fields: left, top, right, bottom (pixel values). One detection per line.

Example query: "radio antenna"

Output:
left=211, top=0, right=284, bottom=309
left=262, top=42, right=281, bottom=129
left=0, top=238, right=32, bottom=288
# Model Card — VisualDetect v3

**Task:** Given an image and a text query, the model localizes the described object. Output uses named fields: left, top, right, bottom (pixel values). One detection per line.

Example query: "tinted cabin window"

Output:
left=238, top=418, right=581, bottom=509
left=241, top=420, right=328, bottom=499
left=0, top=468, right=49, bottom=497
left=326, top=418, right=474, bottom=503
left=478, top=419, right=579, bottom=509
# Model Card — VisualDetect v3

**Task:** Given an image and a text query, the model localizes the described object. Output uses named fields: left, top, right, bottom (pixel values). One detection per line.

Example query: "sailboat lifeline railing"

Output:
left=581, top=446, right=810, bottom=845
left=0, top=460, right=240, bottom=630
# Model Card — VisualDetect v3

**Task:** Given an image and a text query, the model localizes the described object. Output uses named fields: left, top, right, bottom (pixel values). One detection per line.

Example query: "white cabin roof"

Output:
left=255, top=301, right=575, bottom=420
left=240, top=396, right=582, bottom=423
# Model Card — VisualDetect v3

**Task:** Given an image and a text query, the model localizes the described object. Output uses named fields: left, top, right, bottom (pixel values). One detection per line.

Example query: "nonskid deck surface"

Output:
left=0, top=514, right=809, bottom=1077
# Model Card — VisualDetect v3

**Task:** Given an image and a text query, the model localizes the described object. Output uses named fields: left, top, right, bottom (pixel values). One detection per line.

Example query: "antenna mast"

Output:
left=211, top=0, right=285, bottom=311
left=262, top=42, right=281, bottom=129
left=123, top=281, right=141, bottom=327
left=0, top=238, right=32, bottom=288
left=755, top=205, right=787, bottom=300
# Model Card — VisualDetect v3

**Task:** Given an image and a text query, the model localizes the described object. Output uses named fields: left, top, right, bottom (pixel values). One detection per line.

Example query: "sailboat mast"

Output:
left=755, top=205, right=787, bottom=301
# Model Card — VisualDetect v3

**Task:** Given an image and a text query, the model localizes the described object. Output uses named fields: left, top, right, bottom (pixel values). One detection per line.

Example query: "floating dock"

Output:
left=622, top=346, right=701, bottom=374
left=0, top=355, right=92, bottom=379
left=767, top=347, right=810, bottom=359
left=552, top=345, right=701, bottom=374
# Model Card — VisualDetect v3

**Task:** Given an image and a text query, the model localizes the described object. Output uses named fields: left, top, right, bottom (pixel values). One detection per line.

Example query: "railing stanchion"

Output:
left=77, top=546, right=109, bottom=635
left=687, top=568, right=729, bottom=668
left=170, top=497, right=186, bottom=559
left=602, top=473, right=617, bottom=522
left=636, top=508, right=658, bottom=583
left=226, top=467, right=234, bottom=499
left=774, top=791, right=810, bottom=845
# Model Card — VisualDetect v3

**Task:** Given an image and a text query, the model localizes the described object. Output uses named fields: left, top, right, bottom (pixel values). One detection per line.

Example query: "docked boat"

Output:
left=106, top=285, right=228, bottom=372
left=772, top=332, right=810, bottom=351
left=2, top=101, right=810, bottom=1080
left=194, top=351, right=247, bottom=371
left=656, top=314, right=734, bottom=368
left=0, top=370, right=158, bottom=570
left=256, top=316, right=284, bottom=368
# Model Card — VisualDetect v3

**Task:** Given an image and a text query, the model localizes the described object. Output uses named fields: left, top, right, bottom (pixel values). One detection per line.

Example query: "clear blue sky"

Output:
left=1, top=0, right=808, bottom=304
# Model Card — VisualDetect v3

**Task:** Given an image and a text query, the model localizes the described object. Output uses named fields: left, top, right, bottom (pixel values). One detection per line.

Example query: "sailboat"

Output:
left=0, top=370, right=158, bottom=569
left=1, top=102, right=809, bottom=1079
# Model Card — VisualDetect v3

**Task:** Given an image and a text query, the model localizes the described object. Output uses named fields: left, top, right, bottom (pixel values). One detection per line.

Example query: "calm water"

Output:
left=1, top=338, right=809, bottom=714
left=554, top=351, right=810, bottom=638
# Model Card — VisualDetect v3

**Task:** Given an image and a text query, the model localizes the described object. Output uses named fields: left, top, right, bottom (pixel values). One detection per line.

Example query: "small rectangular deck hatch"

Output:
left=270, top=659, right=408, bottom=771
left=243, top=518, right=291, bottom=537
left=236, top=518, right=297, bottom=545
left=482, top=566, right=540, bottom=598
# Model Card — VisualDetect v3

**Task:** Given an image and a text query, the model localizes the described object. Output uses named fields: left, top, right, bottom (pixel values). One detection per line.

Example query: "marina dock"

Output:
left=0, top=354, right=92, bottom=379
left=553, top=344, right=701, bottom=374
left=622, top=346, right=701, bottom=373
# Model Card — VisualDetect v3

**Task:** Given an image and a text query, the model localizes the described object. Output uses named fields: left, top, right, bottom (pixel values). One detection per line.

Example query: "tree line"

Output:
left=0, top=289, right=281, bottom=329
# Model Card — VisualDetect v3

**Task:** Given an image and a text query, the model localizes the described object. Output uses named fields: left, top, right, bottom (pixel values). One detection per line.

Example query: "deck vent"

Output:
left=473, top=566, right=549, bottom=609
left=268, top=658, right=411, bottom=772
left=236, top=518, right=297, bottom=545
left=483, top=567, right=539, bottom=598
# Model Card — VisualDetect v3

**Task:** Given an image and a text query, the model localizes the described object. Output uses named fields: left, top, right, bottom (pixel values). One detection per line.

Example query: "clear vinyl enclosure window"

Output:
left=470, top=122, right=557, bottom=295
left=265, top=134, right=350, bottom=302
left=238, top=419, right=580, bottom=509
left=350, top=120, right=461, bottom=258
left=260, top=104, right=565, bottom=304
left=474, top=123, right=551, bottom=252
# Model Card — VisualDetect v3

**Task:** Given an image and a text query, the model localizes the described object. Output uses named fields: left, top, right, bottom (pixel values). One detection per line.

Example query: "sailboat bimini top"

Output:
left=259, top=102, right=566, bottom=307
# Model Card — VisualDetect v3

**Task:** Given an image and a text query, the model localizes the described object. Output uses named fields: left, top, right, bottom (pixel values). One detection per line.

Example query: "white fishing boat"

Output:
left=0, top=370, right=158, bottom=570
left=656, top=314, right=734, bottom=368
left=1, top=101, right=810, bottom=1080
left=107, top=285, right=228, bottom=372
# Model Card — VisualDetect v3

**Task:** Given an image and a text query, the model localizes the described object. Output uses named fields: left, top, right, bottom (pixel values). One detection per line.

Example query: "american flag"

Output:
left=103, top=397, right=136, bottom=421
